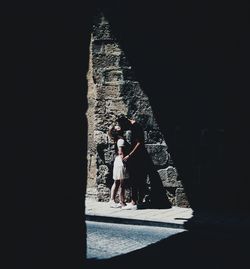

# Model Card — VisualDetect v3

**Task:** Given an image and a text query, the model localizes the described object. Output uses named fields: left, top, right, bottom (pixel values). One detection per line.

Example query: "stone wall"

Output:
left=86, top=13, right=189, bottom=207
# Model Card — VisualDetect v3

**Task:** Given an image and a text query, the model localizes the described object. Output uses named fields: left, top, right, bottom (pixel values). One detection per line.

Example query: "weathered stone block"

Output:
left=105, top=99, right=127, bottom=114
left=96, top=85, right=121, bottom=99
left=136, top=110, right=159, bottom=129
left=95, top=115, right=118, bottom=132
left=166, top=166, right=179, bottom=181
left=94, top=99, right=106, bottom=112
left=97, top=164, right=109, bottom=178
left=158, top=167, right=182, bottom=187
left=86, top=187, right=98, bottom=200
left=87, top=153, right=97, bottom=187
left=166, top=189, right=176, bottom=206
left=103, top=148, right=116, bottom=165
left=93, top=54, right=120, bottom=70
left=145, top=130, right=165, bottom=144
left=103, top=69, right=123, bottom=84
left=103, top=42, right=122, bottom=55
left=92, top=70, right=103, bottom=84
left=96, top=154, right=105, bottom=165
left=94, top=131, right=108, bottom=145
left=93, top=23, right=114, bottom=41
left=145, top=144, right=169, bottom=166
left=96, top=174, right=107, bottom=184
left=166, top=166, right=178, bottom=180
left=95, top=118, right=108, bottom=132
left=120, top=81, right=141, bottom=98
left=96, top=165, right=112, bottom=184
left=97, top=184, right=110, bottom=202
left=175, top=188, right=190, bottom=207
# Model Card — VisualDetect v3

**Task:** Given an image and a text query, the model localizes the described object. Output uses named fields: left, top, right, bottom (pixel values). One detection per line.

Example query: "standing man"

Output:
left=116, top=115, right=148, bottom=210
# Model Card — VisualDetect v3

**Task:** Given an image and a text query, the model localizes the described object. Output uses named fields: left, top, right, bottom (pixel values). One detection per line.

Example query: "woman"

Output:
left=108, top=125, right=129, bottom=208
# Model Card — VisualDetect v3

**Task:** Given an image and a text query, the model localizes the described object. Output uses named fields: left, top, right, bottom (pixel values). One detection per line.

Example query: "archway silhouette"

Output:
left=11, top=1, right=250, bottom=268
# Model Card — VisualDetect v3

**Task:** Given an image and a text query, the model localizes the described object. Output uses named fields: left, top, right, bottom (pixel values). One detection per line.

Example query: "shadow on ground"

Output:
left=86, top=228, right=250, bottom=269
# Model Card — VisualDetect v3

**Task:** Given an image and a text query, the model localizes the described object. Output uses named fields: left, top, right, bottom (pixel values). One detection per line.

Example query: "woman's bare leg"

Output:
left=119, top=179, right=126, bottom=206
left=110, top=180, right=120, bottom=201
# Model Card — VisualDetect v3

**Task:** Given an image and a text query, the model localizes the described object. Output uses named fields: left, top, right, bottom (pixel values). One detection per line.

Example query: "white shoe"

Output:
left=121, top=203, right=137, bottom=210
left=109, top=200, right=121, bottom=208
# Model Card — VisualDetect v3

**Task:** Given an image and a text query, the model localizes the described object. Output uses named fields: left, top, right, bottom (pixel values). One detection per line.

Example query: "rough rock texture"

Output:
left=86, top=13, right=189, bottom=207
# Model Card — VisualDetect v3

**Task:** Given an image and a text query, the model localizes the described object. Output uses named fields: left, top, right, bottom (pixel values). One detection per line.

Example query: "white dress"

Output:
left=113, top=139, right=129, bottom=180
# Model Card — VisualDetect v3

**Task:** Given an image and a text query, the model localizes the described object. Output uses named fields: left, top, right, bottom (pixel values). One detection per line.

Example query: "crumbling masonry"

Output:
left=86, top=14, right=189, bottom=207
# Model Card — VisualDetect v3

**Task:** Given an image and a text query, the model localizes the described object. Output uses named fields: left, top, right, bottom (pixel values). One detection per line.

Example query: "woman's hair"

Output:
left=108, top=125, right=127, bottom=155
left=108, top=125, right=123, bottom=142
left=116, top=114, right=130, bottom=130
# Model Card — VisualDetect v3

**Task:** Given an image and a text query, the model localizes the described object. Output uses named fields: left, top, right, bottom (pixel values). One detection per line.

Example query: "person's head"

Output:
left=116, top=114, right=131, bottom=130
left=108, top=125, right=123, bottom=142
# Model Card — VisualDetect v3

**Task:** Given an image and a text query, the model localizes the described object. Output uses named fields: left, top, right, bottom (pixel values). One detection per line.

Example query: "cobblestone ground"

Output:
left=86, top=221, right=185, bottom=259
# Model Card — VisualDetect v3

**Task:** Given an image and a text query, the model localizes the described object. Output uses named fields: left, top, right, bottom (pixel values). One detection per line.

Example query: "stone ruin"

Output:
left=86, top=13, right=189, bottom=207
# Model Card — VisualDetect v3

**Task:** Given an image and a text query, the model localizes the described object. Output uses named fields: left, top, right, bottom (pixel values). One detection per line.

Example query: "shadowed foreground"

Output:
left=86, top=229, right=249, bottom=269
left=9, top=2, right=249, bottom=268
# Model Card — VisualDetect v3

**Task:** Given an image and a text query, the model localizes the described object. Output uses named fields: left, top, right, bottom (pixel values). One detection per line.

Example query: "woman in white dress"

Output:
left=108, top=125, right=129, bottom=208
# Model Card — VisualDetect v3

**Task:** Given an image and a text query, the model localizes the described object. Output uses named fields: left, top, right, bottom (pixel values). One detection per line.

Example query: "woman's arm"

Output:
left=118, top=146, right=124, bottom=159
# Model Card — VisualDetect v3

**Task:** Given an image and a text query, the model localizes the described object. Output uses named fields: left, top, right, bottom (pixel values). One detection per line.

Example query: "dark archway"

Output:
left=95, top=0, right=250, bottom=211
left=9, top=5, right=94, bottom=269
left=10, top=1, right=249, bottom=268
